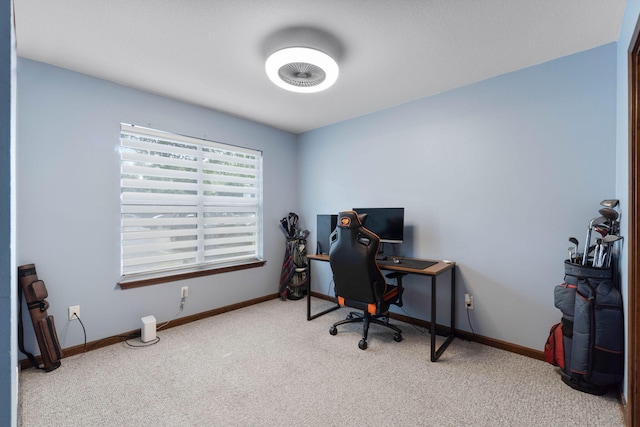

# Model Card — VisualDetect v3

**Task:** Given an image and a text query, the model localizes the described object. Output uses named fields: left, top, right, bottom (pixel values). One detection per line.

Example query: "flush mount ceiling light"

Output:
left=265, top=47, right=339, bottom=93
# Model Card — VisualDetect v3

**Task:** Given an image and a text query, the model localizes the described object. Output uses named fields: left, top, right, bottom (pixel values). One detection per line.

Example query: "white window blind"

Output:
left=120, top=124, right=262, bottom=279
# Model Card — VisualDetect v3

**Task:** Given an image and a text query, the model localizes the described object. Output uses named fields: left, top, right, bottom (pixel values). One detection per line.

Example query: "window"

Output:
left=119, top=124, right=263, bottom=285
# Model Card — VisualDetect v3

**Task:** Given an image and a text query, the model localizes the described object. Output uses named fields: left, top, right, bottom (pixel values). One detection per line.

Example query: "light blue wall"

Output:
left=0, top=0, right=16, bottom=424
left=298, top=43, right=617, bottom=351
left=616, top=0, right=640, bottom=406
left=16, top=59, right=298, bottom=353
left=11, top=13, right=629, bottom=420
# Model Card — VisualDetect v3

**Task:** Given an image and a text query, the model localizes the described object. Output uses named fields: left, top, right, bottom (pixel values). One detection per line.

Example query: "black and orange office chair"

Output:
left=328, top=210, right=404, bottom=350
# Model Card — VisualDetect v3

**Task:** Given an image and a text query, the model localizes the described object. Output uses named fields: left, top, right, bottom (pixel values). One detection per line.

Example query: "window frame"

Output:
left=118, top=124, right=264, bottom=289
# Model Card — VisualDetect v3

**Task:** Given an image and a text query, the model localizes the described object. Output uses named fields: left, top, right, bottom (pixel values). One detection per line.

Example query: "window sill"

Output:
left=118, top=260, right=266, bottom=290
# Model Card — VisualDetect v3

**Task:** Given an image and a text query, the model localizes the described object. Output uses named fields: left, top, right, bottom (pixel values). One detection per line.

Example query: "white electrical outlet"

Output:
left=464, top=294, right=474, bottom=310
left=181, top=286, right=189, bottom=298
left=68, top=305, right=80, bottom=320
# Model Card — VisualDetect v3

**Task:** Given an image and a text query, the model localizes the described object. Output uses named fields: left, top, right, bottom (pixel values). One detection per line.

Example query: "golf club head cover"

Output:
left=18, top=264, right=63, bottom=371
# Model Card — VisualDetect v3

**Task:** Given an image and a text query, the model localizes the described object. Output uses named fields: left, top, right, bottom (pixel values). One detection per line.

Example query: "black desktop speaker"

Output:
left=316, top=214, right=338, bottom=255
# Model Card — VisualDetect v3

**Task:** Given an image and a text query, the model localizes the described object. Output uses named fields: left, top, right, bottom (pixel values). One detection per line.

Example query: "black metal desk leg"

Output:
left=430, top=268, right=456, bottom=362
left=306, top=259, right=341, bottom=321
left=450, top=266, right=456, bottom=331
left=306, top=262, right=312, bottom=320
left=430, top=275, right=437, bottom=362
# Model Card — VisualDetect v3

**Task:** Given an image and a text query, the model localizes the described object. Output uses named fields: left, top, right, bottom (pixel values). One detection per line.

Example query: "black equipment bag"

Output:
left=278, top=212, right=309, bottom=300
left=18, top=264, right=63, bottom=371
left=553, top=261, right=623, bottom=395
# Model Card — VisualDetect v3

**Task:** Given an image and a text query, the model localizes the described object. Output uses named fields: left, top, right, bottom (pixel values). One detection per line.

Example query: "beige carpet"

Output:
left=18, top=298, right=623, bottom=426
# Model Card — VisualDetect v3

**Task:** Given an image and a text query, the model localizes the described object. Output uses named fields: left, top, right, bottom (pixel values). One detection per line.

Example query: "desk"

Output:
left=306, top=254, right=456, bottom=362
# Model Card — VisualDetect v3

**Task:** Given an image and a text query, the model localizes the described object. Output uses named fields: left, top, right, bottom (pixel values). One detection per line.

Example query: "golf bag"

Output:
left=18, top=264, right=63, bottom=371
left=279, top=237, right=308, bottom=300
left=551, top=261, right=623, bottom=395
left=279, top=212, right=309, bottom=300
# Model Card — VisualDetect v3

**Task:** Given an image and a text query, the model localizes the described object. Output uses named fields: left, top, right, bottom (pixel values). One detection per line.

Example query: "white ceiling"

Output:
left=14, top=0, right=626, bottom=134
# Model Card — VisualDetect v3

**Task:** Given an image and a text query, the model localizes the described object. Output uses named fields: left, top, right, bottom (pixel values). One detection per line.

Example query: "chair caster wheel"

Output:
left=329, top=326, right=338, bottom=335
left=393, top=333, right=403, bottom=342
left=358, top=339, right=368, bottom=350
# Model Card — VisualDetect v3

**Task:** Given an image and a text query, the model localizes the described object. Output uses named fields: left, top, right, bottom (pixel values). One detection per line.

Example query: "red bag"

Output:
left=544, top=323, right=564, bottom=368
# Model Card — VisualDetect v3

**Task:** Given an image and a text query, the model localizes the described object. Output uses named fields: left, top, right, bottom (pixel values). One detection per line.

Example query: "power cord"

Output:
left=466, top=306, right=475, bottom=336
left=124, top=336, right=161, bottom=347
left=72, top=313, right=87, bottom=353
left=326, top=279, right=335, bottom=297
left=157, top=300, right=185, bottom=332
left=398, top=306, right=428, bottom=335
left=400, top=303, right=475, bottom=338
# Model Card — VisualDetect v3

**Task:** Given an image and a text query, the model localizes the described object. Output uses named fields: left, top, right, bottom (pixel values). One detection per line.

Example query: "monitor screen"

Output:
left=352, top=207, right=404, bottom=243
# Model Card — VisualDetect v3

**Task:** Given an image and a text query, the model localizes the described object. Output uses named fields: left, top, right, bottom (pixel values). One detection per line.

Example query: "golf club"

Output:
left=593, top=224, right=610, bottom=238
left=568, top=237, right=579, bottom=263
left=569, top=237, right=579, bottom=255
left=593, top=238, right=605, bottom=267
left=280, top=217, right=290, bottom=236
left=599, top=207, right=619, bottom=223
left=599, top=208, right=619, bottom=244
left=603, top=234, right=623, bottom=268
left=583, top=216, right=608, bottom=265
left=600, top=199, right=620, bottom=209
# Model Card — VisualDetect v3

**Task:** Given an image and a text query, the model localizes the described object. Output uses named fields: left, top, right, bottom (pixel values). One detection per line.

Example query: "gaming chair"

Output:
left=328, top=210, right=404, bottom=350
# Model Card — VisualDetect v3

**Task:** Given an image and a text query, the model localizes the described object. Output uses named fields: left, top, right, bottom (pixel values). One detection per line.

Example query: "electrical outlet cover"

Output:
left=68, top=305, right=80, bottom=320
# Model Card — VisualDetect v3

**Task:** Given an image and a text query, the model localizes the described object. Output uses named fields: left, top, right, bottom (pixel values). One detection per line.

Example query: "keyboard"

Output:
left=377, top=258, right=437, bottom=270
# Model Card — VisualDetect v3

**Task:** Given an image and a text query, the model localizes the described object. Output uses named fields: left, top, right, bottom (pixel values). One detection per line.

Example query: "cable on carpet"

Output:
left=124, top=336, right=161, bottom=347
left=398, top=306, right=428, bottom=335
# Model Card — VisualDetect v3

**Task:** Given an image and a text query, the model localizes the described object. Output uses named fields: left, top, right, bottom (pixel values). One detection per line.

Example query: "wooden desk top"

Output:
left=307, top=254, right=455, bottom=276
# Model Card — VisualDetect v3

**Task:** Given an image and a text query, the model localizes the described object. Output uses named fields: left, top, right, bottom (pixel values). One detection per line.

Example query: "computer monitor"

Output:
left=352, top=207, right=404, bottom=244
left=316, top=214, right=338, bottom=255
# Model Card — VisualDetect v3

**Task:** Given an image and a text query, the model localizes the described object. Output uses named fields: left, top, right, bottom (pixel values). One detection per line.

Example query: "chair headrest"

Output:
left=337, top=211, right=367, bottom=229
